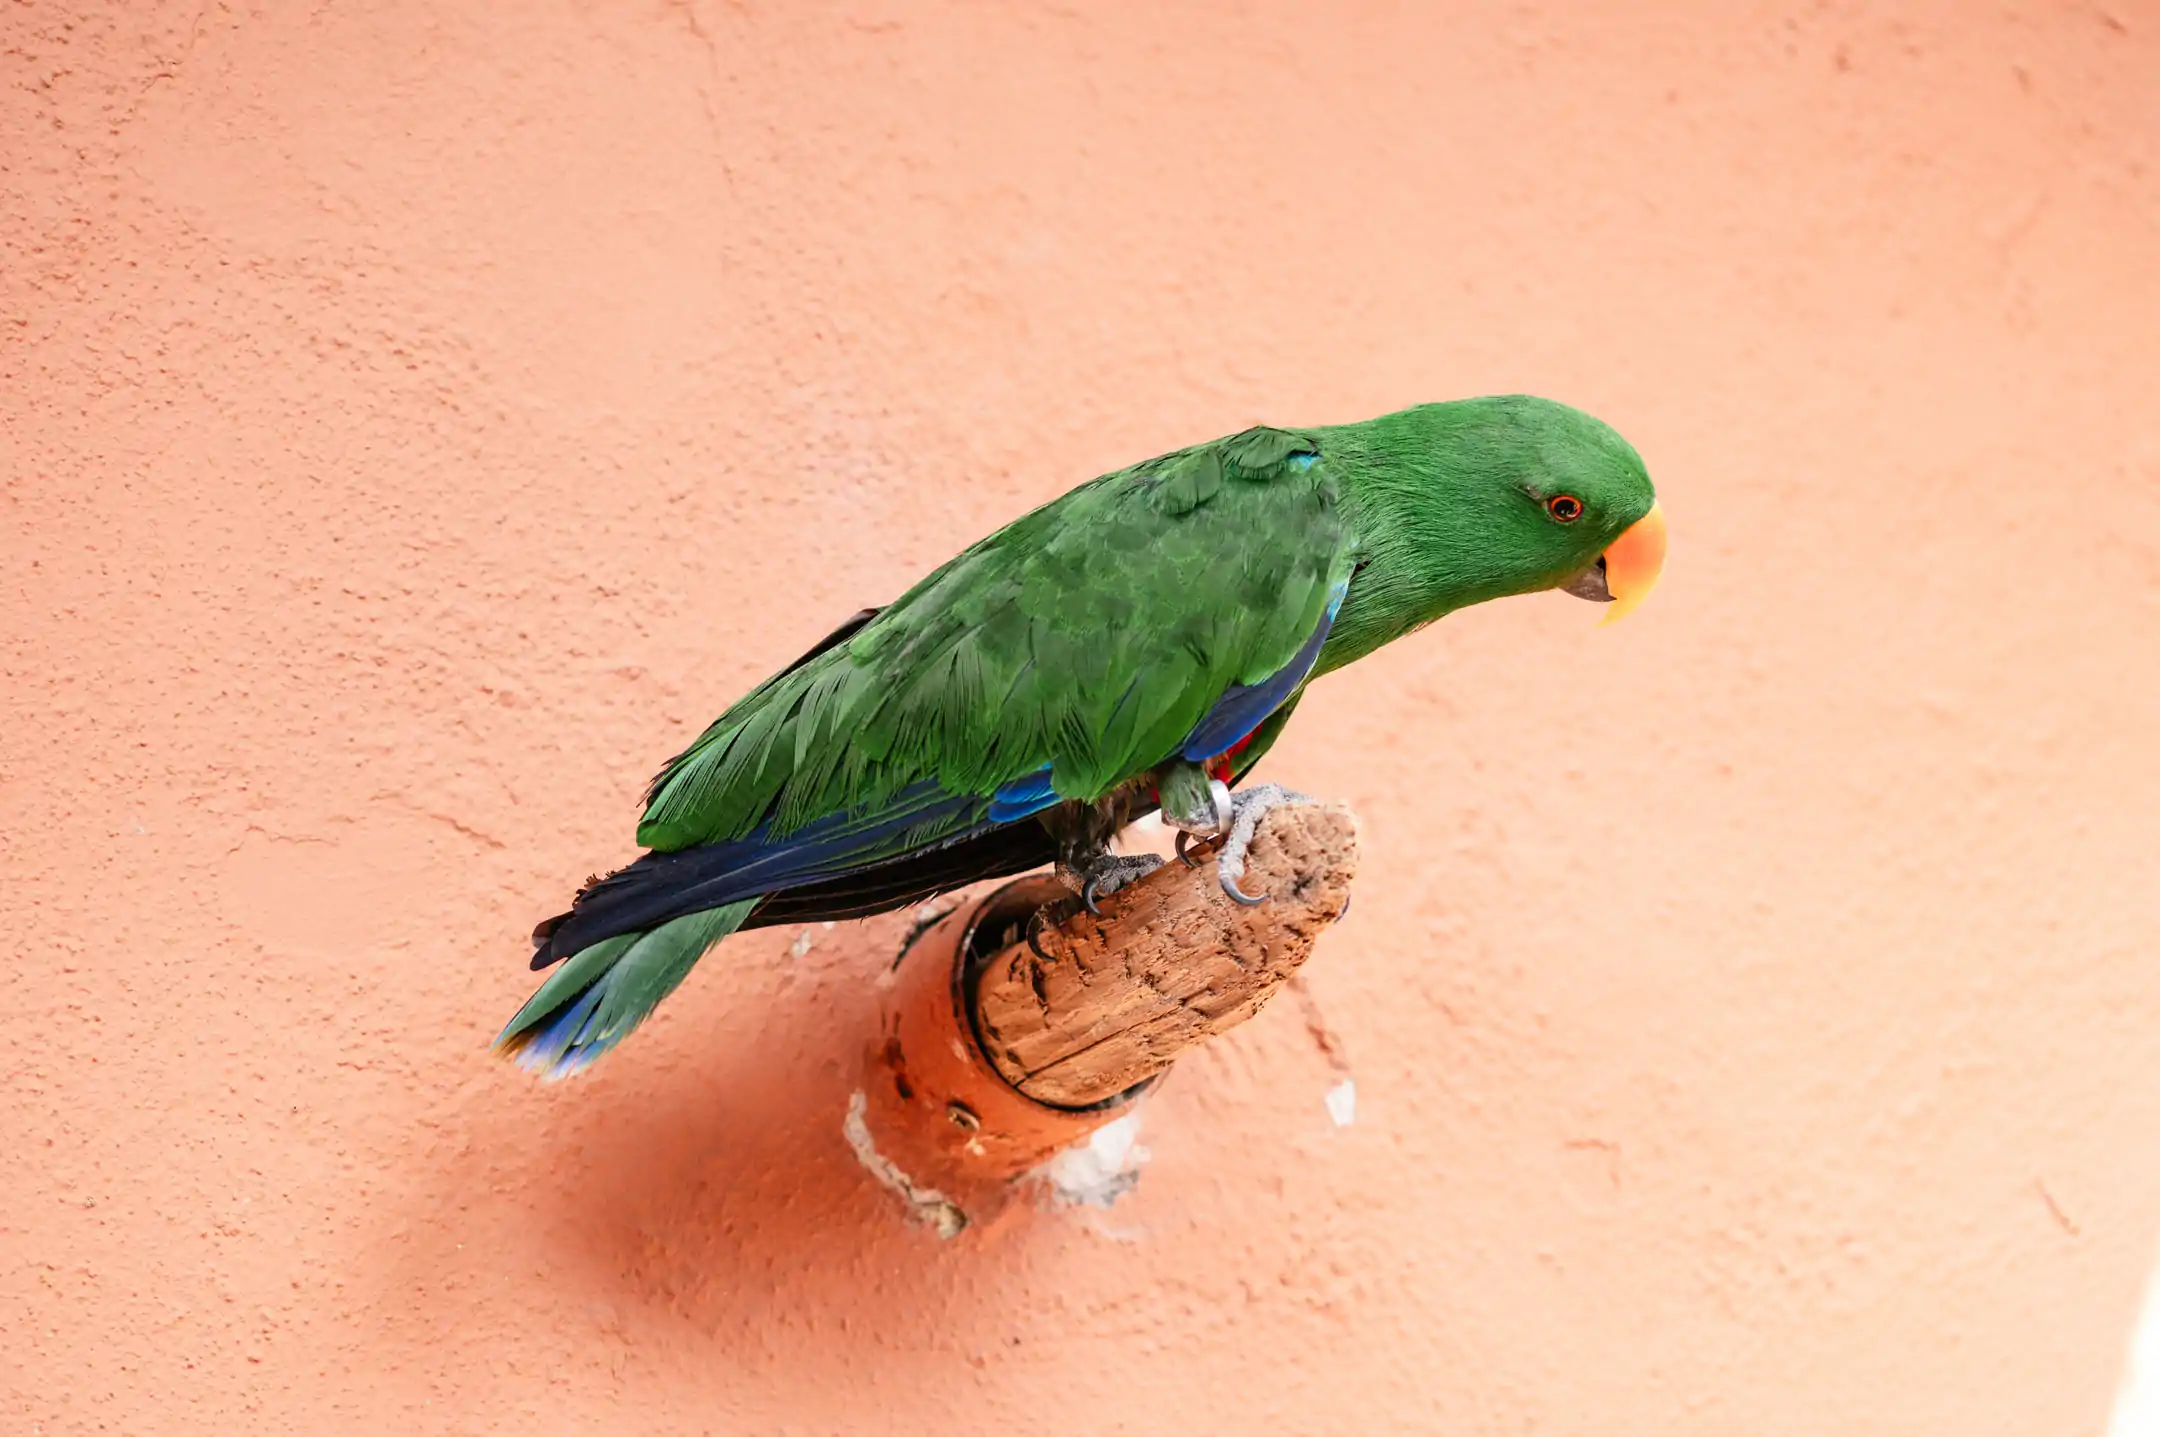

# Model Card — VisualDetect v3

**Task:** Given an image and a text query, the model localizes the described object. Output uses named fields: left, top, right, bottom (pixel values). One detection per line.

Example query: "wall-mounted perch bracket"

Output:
left=849, top=802, right=1359, bottom=1234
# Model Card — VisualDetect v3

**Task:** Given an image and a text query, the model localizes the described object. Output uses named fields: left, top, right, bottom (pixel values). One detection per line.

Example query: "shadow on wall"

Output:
left=378, top=911, right=1092, bottom=1400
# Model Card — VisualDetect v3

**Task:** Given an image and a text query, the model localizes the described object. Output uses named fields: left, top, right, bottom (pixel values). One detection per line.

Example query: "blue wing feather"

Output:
left=1180, top=580, right=1345, bottom=761
left=533, top=769, right=1066, bottom=964
left=987, top=766, right=1061, bottom=823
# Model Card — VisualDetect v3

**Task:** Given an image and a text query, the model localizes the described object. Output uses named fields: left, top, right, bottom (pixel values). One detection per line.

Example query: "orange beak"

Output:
left=1598, top=501, right=1667, bottom=626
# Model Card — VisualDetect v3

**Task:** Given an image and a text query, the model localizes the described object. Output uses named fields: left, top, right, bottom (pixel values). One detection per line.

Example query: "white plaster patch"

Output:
left=1040, top=1111, right=1149, bottom=1208
left=1324, top=1078, right=1357, bottom=1128
left=841, top=1090, right=966, bottom=1239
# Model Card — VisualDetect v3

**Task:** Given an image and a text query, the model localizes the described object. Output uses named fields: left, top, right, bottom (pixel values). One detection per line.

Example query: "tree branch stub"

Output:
left=968, top=802, right=1359, bottom=1109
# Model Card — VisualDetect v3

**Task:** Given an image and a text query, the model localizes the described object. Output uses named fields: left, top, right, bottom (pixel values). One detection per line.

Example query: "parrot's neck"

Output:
left=1312, top=419, right=1529, bottom=676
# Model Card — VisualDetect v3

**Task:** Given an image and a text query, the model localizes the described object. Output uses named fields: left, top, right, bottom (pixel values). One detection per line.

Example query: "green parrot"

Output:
left=500, top=395, right=1666, bottom=1076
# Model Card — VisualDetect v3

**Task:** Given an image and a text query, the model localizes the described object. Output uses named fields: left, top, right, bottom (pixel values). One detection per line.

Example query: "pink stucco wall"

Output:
left=6, top=3, right=2159, bottom=1432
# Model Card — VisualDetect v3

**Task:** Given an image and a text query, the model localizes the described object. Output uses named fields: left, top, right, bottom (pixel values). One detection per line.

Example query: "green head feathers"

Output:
left=1317, top=395, right=1661, bottom=671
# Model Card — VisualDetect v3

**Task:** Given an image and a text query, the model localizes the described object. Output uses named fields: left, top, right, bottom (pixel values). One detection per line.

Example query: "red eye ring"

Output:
left=1547, top=494, right=1584, bottom=522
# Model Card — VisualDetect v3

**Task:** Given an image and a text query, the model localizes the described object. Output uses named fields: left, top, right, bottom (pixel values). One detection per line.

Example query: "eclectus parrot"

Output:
left=499, top=396, right=1666, bottom=1076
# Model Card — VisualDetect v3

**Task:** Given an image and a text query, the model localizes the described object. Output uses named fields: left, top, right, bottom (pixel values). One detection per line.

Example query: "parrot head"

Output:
left=1332, top=395, right=1665, bottom=640
left=1497, top=400, right=1665, bottom=625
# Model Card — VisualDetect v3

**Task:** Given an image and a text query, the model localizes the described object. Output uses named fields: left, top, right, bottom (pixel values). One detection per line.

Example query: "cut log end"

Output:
left=968, top=802, right=1359, bottom=1109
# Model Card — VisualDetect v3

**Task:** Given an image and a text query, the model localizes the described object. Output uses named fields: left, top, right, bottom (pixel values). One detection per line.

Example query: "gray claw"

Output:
left=1072, top=852, right=1165, bottom=918
left=1220, top=868, right=1268, bottom=906
left=1208, top=782, right=1313, bottom=910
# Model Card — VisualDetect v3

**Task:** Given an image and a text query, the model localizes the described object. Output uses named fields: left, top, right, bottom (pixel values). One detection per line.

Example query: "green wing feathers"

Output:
left=636, top=429, right=1355, bottom=852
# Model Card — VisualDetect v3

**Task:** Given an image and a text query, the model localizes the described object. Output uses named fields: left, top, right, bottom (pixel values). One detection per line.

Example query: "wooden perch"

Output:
left=852, top=802, right=1359, bottom=1231
left=967, top=803, right=1359, bottom=1108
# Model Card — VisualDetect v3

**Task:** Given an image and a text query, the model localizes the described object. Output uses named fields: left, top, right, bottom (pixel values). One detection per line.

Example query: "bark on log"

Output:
left=967, top=803, right=1358, bottom=1108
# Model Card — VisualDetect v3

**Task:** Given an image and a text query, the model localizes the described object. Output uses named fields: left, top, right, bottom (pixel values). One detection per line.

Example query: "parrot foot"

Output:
left=1160, top=770, right=1234, bottom=840
left=1161, top=764, right=1233, bottom=869
left=1064, top=852, right=1167, bottom=917
left=1213, top=783, right=1315, bottom=906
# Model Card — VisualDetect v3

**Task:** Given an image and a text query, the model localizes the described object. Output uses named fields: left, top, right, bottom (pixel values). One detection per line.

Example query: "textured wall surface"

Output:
left=6, top=3, right=2159, bottom=1433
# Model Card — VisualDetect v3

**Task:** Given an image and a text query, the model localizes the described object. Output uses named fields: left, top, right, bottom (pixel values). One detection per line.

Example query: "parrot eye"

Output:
left=1547, top=494, right=1584, bottom=522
